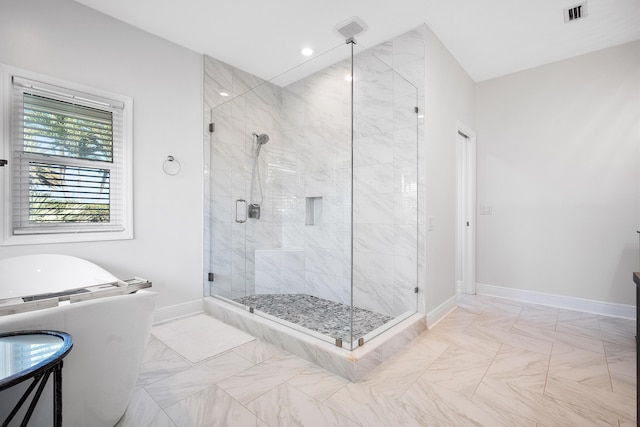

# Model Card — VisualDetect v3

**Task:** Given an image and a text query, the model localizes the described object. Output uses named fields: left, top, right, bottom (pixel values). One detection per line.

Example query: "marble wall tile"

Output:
left=353, top=133, right=394, bottom=167
left=394, top=58, right=425, bottom=90
left=305, top=272, right=350, bottom=305
left=353, top=163, right=394, bottom=195
left=393, top=160, right=418, bottom=195
left=353, top=193, right=394, bottom=224
left=255, top=270, right=280, bottom=294
left=393, top=255, right=417, bottom=287
left=353, top=223, right=394, bottom=255
left=352, top=251, right=394, bottom=285
left=392, top=28, right=425, bottom=68
left=352, top=279, right=398, bottom=317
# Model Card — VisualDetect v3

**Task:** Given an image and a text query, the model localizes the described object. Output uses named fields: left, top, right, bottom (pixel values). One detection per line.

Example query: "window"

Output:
left=0, top=66, right=133, bottom=245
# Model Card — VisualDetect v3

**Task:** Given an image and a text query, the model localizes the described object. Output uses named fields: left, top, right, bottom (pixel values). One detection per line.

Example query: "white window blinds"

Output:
left=10, top=76, right=128, bottom=235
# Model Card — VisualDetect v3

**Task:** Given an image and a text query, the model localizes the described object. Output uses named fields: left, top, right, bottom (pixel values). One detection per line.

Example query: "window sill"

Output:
left=1, top=229, right=133, bottom=246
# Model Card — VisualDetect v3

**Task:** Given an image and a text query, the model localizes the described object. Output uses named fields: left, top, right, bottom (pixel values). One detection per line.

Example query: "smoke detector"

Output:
left=564, top=2, right=588, bottom=23
left=335, top=17, right=368, bottom=41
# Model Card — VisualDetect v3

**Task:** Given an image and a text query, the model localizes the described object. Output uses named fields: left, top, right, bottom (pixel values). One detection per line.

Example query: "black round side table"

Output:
left=0, top=330, right=72, bottom=427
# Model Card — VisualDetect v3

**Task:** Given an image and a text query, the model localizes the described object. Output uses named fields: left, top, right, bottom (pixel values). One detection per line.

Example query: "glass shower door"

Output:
left=351, top=43, right=420, bottom=346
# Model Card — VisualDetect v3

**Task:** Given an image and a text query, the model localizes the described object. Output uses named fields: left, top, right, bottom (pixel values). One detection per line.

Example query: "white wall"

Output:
left=476, top=41, right=640, bottom=305
left=423, top=26, right=476, bottom=313
left=0, top=0, right=204, bottom=314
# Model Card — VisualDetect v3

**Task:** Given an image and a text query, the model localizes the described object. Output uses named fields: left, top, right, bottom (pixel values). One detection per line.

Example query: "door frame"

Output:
left=455, top=121, right=477, bottom=295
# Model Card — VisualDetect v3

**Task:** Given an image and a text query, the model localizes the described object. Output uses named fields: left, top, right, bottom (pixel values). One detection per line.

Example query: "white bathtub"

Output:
left=0, top=254, right=156, bottom=427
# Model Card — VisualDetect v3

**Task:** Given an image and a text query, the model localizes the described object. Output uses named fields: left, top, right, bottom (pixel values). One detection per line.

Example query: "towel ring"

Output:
left=163, top=155, right=181, bottom=176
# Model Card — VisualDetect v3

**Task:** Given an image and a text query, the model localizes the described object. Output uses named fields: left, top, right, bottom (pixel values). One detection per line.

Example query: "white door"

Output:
left=456, top=122, right=476, bottom=294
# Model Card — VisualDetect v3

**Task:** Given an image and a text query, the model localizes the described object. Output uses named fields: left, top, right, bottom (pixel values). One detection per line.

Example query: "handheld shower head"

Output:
left=253, top=132, right=269, bottom=145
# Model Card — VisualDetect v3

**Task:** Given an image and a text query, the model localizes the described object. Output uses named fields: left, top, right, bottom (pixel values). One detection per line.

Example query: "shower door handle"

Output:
left=235, top=199, right=247, bottom=223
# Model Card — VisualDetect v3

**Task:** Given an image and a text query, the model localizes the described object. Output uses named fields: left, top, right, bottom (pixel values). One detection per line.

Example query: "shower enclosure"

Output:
left=204, top=30, right=423, bottom=352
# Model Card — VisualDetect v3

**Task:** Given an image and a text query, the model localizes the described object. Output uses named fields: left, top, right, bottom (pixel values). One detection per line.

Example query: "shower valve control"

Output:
left=248, top=203, right=261, bottom=219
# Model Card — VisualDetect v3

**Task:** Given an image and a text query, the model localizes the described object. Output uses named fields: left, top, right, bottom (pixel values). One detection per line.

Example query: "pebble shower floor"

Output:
left=234, top=293, right=393, bottom=343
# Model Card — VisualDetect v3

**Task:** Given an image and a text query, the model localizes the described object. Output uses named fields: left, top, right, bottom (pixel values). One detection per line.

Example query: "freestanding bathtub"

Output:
left=0, top=254, right=156, bottom=427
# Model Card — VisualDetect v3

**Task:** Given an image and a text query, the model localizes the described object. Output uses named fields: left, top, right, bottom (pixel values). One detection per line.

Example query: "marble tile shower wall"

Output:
left=204, top=25, right=427, bottom=316
left=279, top=60, right=353, bottom=305
left=204, top=56, right=284, bottom=300
left=350, top=28, right=426, bottom=317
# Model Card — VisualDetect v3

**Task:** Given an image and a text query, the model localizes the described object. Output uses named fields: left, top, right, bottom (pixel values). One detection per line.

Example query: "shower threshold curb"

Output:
left=204, top=297, right=426, bottom=382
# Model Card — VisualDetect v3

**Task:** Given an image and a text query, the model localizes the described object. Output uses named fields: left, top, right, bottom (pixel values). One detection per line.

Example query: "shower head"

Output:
left=253, top=132, right=269, bottom=145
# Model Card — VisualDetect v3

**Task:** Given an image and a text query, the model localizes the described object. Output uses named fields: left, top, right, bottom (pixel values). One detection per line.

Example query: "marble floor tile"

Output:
left=286, top=364, right=350, bottom=401
left=544, top=374, right=636, bottom=424
left=511, top=322, right=605, bottom=354
left=164, top=385, right=262, bottom=427
left=247, top=383, right=361, bottom=427
left=120, top=296, right=635, bottom=427
left=145, top=351, right=254, bottom=408
left=483, top=344, right=550, bottom=393
left=514, top=307, right=559, bottom=330
left=426, top=328, right=501, bottom=358
left=474, top=377, right=618, bottom=427
left=472, top=311, right=519, bottom=330
left=325, top=382, right=427, bottom=427
left=610, top=371, right=636, bottom=399
left=464, top=322, right=553, bottom=355
left=401, top=376, right=531, bottom=426
left=232, top=338, right=286, bottom=364
left=548, top=343, right=612, bottom=391
left=217, top=352, right=312, bottom=404
left=421, top=345, right=494, bottom=396
left=137, top=336, right=191, bottom=388
left=432, top=307, right=478, bottom=332
left=604, top=342, right=636, bottom=377
left=358, top=334, right=448, bottom=398
left=115, top=388, right=176, bottom=427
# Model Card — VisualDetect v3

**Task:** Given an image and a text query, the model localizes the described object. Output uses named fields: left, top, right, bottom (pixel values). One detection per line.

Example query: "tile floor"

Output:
left=116, top=295, right=637, bottom=426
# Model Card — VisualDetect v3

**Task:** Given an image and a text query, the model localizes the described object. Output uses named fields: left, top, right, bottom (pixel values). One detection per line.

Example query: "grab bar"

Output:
left=235, top=199, right=247, bottom=223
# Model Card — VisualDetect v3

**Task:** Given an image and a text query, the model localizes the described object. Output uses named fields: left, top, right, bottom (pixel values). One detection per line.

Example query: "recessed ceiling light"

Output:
left=301, top=47, right=314, bottom=56
left=219, top=92, right=229, bottom=97
left=345, top=74, right=353, bottom=82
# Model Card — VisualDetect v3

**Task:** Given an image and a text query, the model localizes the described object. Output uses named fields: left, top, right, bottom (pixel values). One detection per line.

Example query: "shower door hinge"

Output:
left=207, top=272, right=214, bottom=282
left=414, top=287, right=419, bottom=294
left=208, top=122, right=215, bottom=133
left=414, top=106, right=419, bottom=114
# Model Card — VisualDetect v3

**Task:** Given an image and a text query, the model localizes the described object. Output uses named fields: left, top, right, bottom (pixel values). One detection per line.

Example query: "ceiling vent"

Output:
left=564, top=2, right=588, bottom=23
left=335, top=17, right=368, bottom=41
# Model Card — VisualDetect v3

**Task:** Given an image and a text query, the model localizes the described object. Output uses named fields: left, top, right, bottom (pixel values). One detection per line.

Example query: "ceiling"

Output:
left=74, top=0, right=640, bottom=84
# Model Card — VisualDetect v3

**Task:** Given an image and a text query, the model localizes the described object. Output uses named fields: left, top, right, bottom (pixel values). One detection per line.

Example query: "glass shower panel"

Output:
left=206, top=44, right=355, bottom=346
left=351, top=44, right=419, bottom=345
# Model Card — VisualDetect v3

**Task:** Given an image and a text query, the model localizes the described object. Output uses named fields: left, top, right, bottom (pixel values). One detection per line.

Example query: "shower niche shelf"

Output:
left=305, top=196, right=323, bottom=226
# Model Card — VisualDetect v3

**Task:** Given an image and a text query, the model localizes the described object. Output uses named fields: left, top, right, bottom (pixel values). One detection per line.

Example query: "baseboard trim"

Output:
left=153, top=299, right=203, bottom=325
left=426, top=294, right=458, bottom=329
left=476, top=283, right=635, bottom=319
